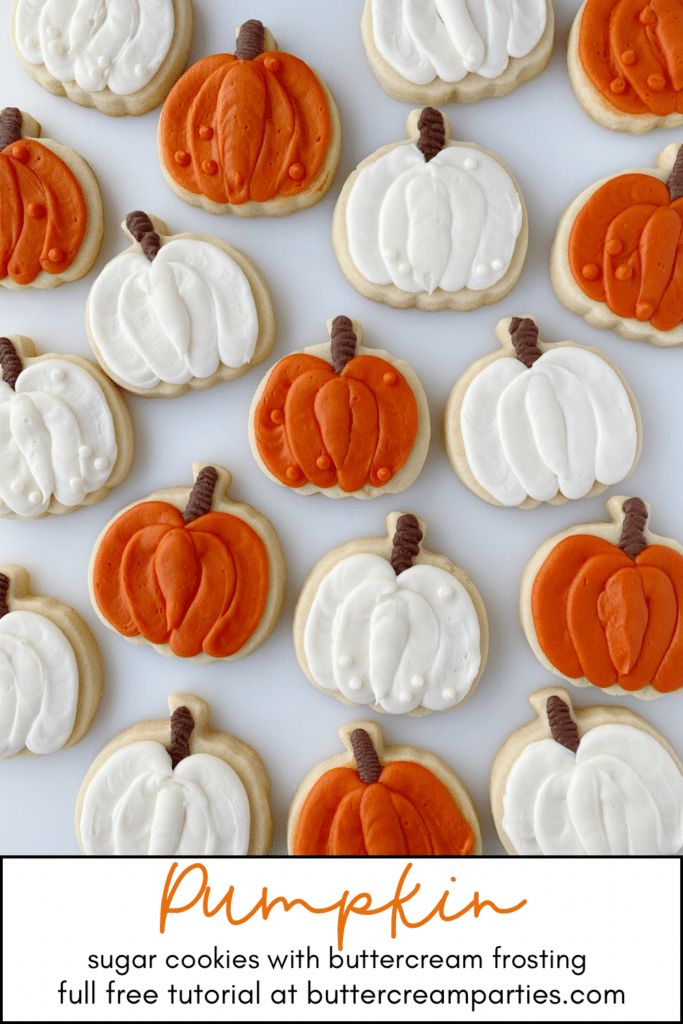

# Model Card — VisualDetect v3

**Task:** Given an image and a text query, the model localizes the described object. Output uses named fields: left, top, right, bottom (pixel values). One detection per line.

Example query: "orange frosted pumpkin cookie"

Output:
left=520, top=496, right=683, bottom=698
left=89, top=463, right=285, bottom=662
left=0, top=107, right=103, bottom=289
left=551, top=143, right=683, bottom=346
left=158, top=18, right=341, bottom=217
left=249, top=316, right=430, bottom=498
left=289, top=720, right=481, bottom=856
left=568, top=1, right=683, bottom=134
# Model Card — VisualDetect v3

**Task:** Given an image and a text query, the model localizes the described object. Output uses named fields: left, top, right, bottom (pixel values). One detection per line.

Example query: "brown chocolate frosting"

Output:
left=236, top=19, right=265, bottom=61
left=125, top=210, right=161, bottom=262
left=668, top=146, right=683, bottom=202
left=417, top=108, right=446, bottom=162
left=168, top=706, right=194, bottom=768
left=183, top=466, right=219, bottom=524
left=0, top=337, right=22, bottom=390
left=350, top=728, right=382, bottom=784
left=391, top=514, right=423, bottom=575
left=0, top=107, right=22, bottom=150
left=0, top=573, right=10, bottom=619
left=330, top=316, right=357, bottom=374
left=509, top=317, right=542, bottom=367
left=546, top=696, right=579, bottom=754
left=619, top=497, right=648, bottom=559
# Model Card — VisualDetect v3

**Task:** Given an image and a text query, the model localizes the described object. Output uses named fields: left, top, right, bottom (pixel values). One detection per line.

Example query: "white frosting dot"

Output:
left=399, top=692, right=412, bottom=704
left=51, top=367, right=66, bottom=384
left=399, top=262, right=411, bottom=274
left=28, top=491, right=42, bottom=505
left=348, top=677, right=363, bottom=691
left=442, top=688, right=456, bottom=702
left=10, top=479, right=23, bottom=493
left=475, top=264, right=490, bottom=278
left=135, top=63, right=146, bottom=77
left=338, top=654, right=352, bottom=668
left=69, top=477, right=81, bottom=489
left=94, top=457, right=108, bottom=471
left=98, top=55, right=111, bottom=68
left=438, top=586, right=453, bottom=601
left=411, top=675, right=424, bottom=690
left=492, top=258, right=504, bottom=272
left=464, top=157, right=477, bottom=171
left=79, top=445, right=92, bottom=459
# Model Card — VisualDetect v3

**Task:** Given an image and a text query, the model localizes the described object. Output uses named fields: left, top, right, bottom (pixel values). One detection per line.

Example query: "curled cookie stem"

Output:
left=668, top=147, right=683, bottom=202
left=390, top=514, right=423, bottom=575
left=619, top=497, right=649, bottom=559
left=330, top=316, right=357, bottom=374
left=0, top=573, right=10, bottom=619
left=509, top=317, right=542, bottom=368
left=236, top=19, right=265, bottom=60
left=168, top=706, right=194, bottom=768
left=546, top=696, right=579, bottom=754
left=125, top=211, right=161, bottom=262
left=0, top=107, right=22, bottom=149
left=417, top=107, right=446, bottom=162
left=0, top=338, right=22, bottom=390
left=183, top=466, right=219, bottom=524
left=350, top=728, right=382, bottom=784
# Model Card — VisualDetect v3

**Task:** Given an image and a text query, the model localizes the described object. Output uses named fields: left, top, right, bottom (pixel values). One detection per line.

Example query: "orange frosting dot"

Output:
left=48, top=247, right=65, bottom=263
left=316, top=455, right=331, bottom=471
left=270, top=409, right=284, bottom=425
left=639, top=7, right=656, bottom=24
left=647, top=73, right=666, bottom=92
left=27, top=202, right=46, bottom=220
left=231, top=171, right=244, bottom=188
left=10, top=144, right=29, bottom=163
left=606, top=238, right=623, bottom=256
left=382, top=371, right=397, bottom=386
left=582, top=263, right=600, bottom=281
left=376, top=467, right=392, bottom=483
left=610, top=78, right=626, bottom=95
left=621, top=49, right=636, bottom=66
left=286, top=465, right=300, bottom=482
left=264, top=56, right=280, bottom=71
left=615, top=264, right=633, bottom=281
left=201, top=159, right=218, bottom=175
left=174, top=150, right=191, bottom=167
left=288, top=162, right=306, bottom=181
left=637, top=301, right=654, bottom=321
left=198, top=124, right=214, bottom=140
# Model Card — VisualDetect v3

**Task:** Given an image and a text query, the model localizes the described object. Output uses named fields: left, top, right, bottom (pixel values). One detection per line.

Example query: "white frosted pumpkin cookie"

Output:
left=568, top=1, right=683, bottom=135
left=333, top=108, right=528, bottom=311
left=249, top=316, right=430, bottom=498
left=158, top=19, right=341, bottom=216
left=10, top=0, right=193, bottom=116
left=0, top=335, right=132, bottom=519
left=86, top=212, right=275, bottom=397
left=89, top=463, right=285, bottom=662
left=551, top=143, right=683, bottom=346
left=445, top=316, right=642, bottom=509
left=289, top=720, right=481, bottom=856
left=294, top=512, right=488, bottom=716
left=0, top=565, right=102, bottom=759
left=362, top=0, right=554, bottom=105
left=491, top=686, right=683, bottom=855
left=76, top=693, right=272, bottom=855
left=520, top=495, right=683, bottom=699
left=0, top=107, right=103, bottom=289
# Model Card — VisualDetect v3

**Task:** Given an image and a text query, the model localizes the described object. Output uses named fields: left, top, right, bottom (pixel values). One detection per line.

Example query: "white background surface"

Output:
left=1, top=0, right=682, bottom=855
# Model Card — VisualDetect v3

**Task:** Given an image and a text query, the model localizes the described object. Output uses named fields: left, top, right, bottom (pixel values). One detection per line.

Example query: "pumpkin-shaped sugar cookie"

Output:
left=0, top=336, right=132, bottom=519
left=90, top=464, right=284, bottom=661
left=552, top=143, right=683, bottom=345
left=0, top=107, right=103, bottom=289
left=294, top=513, right=488, bottom=715
left=362, top=0, right=554, bottom=105
left=521, top=496, right=683, bottom=698
left=86, top=211, right=275, bottom=397
left=158, top=18, right=341, bottom=216
left=0, top=566, right=102, bottom=759
left=491, top=687, right=683, bottom=855
left=11, top=0, right=193, bottom=116
left=333, top=107, right=527, bottom=311
left=568, top=1, right=683, bottom=134
left=76, top=694, right=272, bottom=855
left=445, top=316, right=641, bottom=508
left=250, top=316, right=429, bottom=497
left=289, top=720, right=481, bottom=856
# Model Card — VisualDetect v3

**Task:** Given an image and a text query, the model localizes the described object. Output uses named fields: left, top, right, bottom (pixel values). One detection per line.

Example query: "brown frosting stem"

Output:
left=546, top=696, right=579, bottom=754
left=125, top=211, right=161, bottom=261
left=0, top=338, right=22, bottom=390
left=183, top=466, right=219, bottom=524
left=668, top=146, right=683, bottom=202
left=236, top=19, right=265, bottom=60
left=350, top=728, right=382, bottom=784
left=168, top=706, right=194, bottom=768
left=330, top=316, right=357, bottom=373
left=417, top=107, right=446, bottom=162
left=390, top=514, right=423, bottom=575
left=0, top=573, right=10, bottom=619
left=619, top=497, right=649, bottom=559
left=509, top=317, right=542, bottom=367
left=0, top=107, right=22, bottom=150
